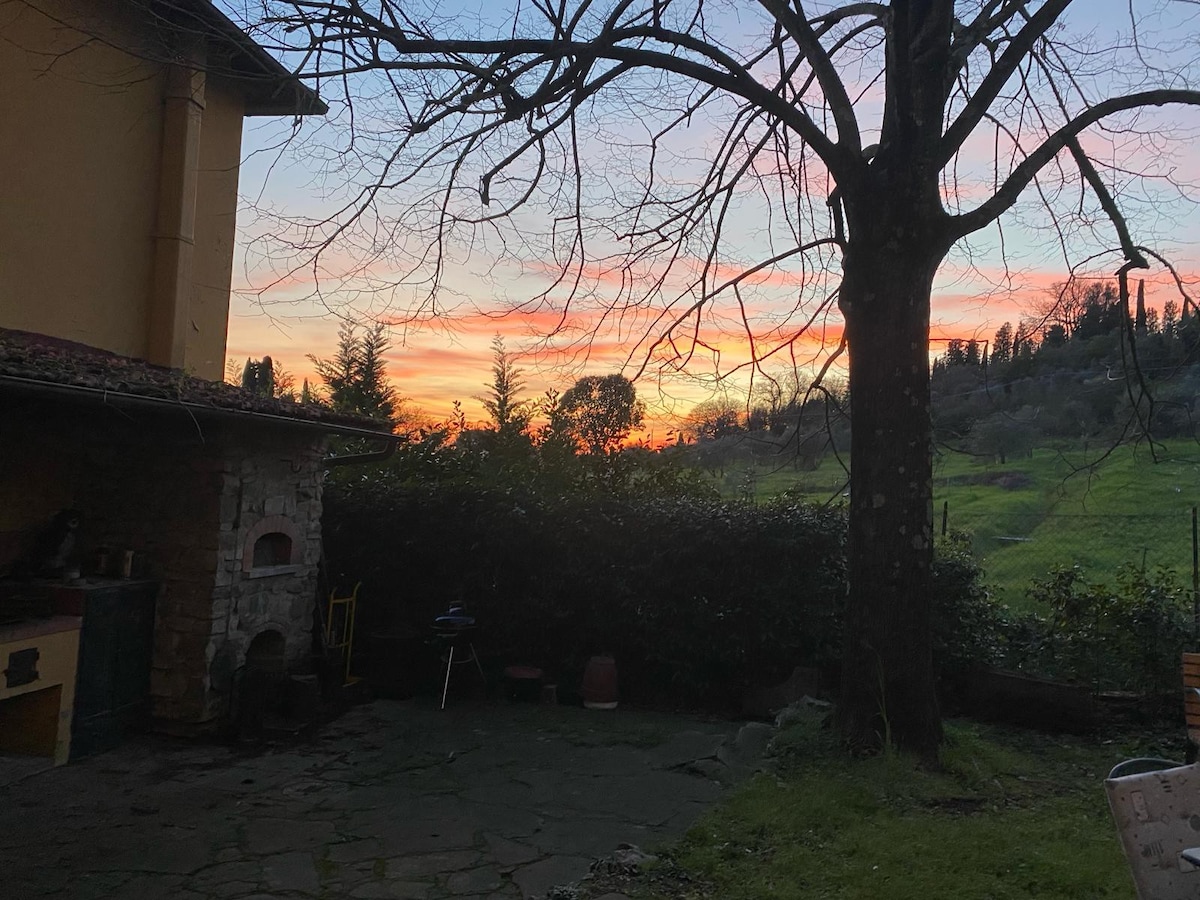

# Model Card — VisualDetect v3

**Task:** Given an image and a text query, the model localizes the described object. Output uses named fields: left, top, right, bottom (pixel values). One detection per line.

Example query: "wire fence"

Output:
left=942, top=502, right=1200, bottom=611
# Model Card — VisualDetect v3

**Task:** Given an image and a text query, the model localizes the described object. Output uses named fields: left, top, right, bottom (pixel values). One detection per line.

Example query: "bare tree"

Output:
left=684, top=397, right=744, bottom=441
left=1028, top=280, right=1119, bottom=342
left=241, top=0, right=1200, bottom=757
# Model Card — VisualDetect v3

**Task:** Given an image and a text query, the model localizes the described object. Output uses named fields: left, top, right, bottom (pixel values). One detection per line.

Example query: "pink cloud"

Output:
left=226, top=240, right=1200, bottom=433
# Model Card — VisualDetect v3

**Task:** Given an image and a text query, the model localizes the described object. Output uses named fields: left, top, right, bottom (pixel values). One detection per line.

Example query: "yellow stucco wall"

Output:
left=0, top=0, right=164, bottom=358
left=188, top=80, right=246, bottom=381
left=0, top=0, right=248, bottom=379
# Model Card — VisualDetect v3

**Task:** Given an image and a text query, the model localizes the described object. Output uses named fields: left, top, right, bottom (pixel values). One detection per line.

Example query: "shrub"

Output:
left=931, top=531, right=1006, bottom=681
left=1001, top=564, right=1193, bottom=695
left=324, top=479, right=1001, bottom=710
left=324, top=481, right=848, bottom=707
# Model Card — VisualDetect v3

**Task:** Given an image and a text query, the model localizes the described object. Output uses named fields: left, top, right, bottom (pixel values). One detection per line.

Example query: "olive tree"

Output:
left=243, top=0, right=1200, bottom=757
left=557, top=374, right=645, bottom=454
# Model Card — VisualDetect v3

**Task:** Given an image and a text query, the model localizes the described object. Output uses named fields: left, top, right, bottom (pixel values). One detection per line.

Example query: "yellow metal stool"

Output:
left=325, top=583, right=361, bottom=687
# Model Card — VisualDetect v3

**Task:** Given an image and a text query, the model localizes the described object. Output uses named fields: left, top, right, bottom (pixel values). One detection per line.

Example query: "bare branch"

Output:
left=951, top=88, right=1200, bottom=237
left=939, top=0, right=1074, bottom=164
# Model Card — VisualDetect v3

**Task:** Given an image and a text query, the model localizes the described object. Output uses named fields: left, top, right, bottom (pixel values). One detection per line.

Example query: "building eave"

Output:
left=151, top=0, right=327, bottom=116
left=0, top=375, right=400, bottom=442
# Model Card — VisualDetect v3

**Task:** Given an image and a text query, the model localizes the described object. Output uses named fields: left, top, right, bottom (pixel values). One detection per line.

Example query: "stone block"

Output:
left=219, top=491, right=240, bottom=526
left=150, top=668, right=174, bottom=698
left=172, top=631, right=211, bottom=661
left=160, top=615, right=211, bottom=636
left=171, top=596, right=214, bottom=622
left=153, top=668, right=195, bottom=703
left=180, top=549, right=220, bottom=575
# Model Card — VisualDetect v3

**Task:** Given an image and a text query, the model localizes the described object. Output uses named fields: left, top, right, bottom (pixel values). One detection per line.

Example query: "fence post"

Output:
left=941, top=500, right=948, bottom=538
left=1193, top=506, right=1199, bottom=636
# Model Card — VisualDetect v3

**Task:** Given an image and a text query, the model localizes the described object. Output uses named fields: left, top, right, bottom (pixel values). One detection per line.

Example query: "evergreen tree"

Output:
left=965, top=339, right=981, bottom=367
left=1145, top=307, right=1159, bottom=334
left=309, top=322, right=398, bottom=424
left=239, top=355, right=295, bottom=399
left=991, top=322, right=1013, bottom=365
left=241, top=356, right=269, bottom=396
left=944, top=339, right=965, bottom=366
left=1042, top=324, right=1068, bottom=348
left=356, top=324, right=397, bottom=423
left=478, top=335, right=531, bottom=435
left=1163, top=300, right=1179, bottom=338
left=1073, top=284, right=1122, bottom=340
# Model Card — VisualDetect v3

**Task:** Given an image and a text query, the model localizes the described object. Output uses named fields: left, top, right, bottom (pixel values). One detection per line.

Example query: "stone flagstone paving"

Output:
left=1, top=700, right=754, bottom=899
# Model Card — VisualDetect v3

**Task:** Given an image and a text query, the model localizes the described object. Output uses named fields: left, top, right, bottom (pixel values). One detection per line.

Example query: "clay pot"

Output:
left=582, top=655, right=618, bottom=709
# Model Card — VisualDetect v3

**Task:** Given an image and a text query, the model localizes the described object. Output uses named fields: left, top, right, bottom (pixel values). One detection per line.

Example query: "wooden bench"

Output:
left=1185, top=653, right=1200, bottom=761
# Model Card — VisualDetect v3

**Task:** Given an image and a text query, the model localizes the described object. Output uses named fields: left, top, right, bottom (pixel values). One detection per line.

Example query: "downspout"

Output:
left=147, top=52, right=205, bottom=369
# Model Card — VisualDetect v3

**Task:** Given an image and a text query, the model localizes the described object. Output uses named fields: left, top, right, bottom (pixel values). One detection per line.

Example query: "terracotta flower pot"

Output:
left=582, top=655, right=618, bottom=709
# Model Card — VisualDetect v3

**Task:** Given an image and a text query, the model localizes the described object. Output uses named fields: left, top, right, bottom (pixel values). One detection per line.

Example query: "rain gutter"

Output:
left=0, top=376, right=400, bottom=466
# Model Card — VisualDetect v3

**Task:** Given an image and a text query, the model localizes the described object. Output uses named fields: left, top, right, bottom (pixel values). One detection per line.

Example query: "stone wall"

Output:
left=204, top=427, right=326, bottom=722
left=2, top=396, right=329, bottom=728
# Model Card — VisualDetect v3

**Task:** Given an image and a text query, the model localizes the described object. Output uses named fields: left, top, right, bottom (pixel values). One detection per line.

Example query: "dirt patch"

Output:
left=943, top=471, right=1032, bottom=490
left=924, top=796, right=988, bottom=816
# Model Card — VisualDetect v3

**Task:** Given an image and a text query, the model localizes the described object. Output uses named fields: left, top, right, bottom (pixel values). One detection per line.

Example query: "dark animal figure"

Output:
left=19, top=508, right=82, bottom=577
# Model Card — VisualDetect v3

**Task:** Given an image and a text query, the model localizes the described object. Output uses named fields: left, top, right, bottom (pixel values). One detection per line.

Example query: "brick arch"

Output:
left=241, top=514, right=302, bottom=573
left=242, top=628, right=287, bottom=673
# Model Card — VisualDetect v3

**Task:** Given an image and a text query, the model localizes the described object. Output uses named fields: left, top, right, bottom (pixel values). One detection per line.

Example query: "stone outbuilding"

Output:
left=0, top=330, right=395, bottom=731
left=0, top=1, right=395, bottom=742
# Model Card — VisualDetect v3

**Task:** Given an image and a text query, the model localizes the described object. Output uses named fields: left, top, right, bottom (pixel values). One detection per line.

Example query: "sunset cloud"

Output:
left=227, top=178, right=1200, bottom=435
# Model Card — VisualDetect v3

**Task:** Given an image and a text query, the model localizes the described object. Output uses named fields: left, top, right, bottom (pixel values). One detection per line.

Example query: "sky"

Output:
left=223, top=0, right=1200, bottom=436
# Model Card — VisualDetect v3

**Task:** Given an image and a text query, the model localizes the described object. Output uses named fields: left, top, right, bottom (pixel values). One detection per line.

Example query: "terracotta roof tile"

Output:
left=0, top=328, right=389, bottom=433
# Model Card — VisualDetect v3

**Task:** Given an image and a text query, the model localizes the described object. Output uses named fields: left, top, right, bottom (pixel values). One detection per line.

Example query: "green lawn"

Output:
left=597, top=713, right=1151, bottom=900
left=720, top=441, right=1200, bottom=610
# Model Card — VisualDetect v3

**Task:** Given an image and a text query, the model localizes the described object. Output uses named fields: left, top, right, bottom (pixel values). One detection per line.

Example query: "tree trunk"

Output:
left=836, top=239, right=944, bottom=760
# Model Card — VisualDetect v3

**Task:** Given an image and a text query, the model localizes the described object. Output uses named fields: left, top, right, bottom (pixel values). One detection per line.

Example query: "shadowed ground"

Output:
left=2, top=700, right=758, bottom=900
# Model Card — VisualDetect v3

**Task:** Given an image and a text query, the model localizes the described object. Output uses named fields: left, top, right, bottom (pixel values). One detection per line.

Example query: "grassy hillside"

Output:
left=719, top=441, right=1200, bottom=610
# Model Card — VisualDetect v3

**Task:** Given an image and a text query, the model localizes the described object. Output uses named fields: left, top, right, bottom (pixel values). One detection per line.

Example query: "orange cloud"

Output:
left=227, top=238, right=1200, bottom=435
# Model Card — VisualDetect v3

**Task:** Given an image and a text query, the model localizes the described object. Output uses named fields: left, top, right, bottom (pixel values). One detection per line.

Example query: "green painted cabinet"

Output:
left=60, top=580, right=157, bottom=760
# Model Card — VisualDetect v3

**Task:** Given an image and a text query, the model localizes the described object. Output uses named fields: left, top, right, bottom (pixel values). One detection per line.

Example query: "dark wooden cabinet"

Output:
left=54, top=580, right=157, bottom=760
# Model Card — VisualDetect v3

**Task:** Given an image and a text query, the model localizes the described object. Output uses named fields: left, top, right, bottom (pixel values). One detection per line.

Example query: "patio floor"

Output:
left=1, top=700, right=754, bottom=899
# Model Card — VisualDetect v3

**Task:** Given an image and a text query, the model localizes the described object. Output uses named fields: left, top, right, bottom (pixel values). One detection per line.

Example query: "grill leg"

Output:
left=441, top=645, right=455, bottom=710
left=470, top=644, right=485, bottom=683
